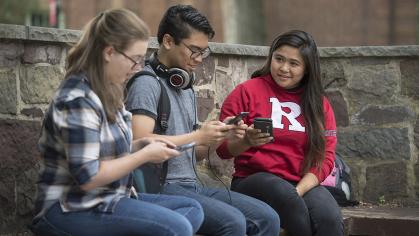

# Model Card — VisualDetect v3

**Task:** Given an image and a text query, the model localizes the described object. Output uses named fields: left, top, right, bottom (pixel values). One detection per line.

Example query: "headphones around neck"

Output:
left=148, top=52, right=195, bottom=90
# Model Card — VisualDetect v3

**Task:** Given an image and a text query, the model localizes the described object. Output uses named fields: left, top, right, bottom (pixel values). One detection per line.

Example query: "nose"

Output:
left=279, top=62, right=289, bottom=72
left=193, top=54, right=203, bottom=63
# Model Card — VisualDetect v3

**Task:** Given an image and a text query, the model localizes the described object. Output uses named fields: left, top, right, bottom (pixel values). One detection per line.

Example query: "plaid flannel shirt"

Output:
left=34, top=73, right=133, bottom=219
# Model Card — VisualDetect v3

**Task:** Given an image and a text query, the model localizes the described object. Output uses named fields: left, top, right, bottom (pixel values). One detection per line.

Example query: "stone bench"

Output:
left=278, top=206, right=419, bottom=236
left=8, top=206, right=419, bottom=236
left=199, top=165, right=419, bottom=236
left=342, top=206, right=419, bottom=236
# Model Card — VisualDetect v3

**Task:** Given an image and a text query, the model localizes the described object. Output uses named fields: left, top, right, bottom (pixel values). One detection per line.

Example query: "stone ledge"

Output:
left=0, top=24, right=26, bottom=40
left=1, top=24, right=419, bottom=58
left=0, top=24, right=81, bottom=43
left=320, top=45, right=419, bottom=58
left=342, top=206, right=419, bottom=236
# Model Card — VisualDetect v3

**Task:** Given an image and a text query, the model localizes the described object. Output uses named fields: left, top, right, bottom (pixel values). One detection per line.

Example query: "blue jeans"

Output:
left=31, top=193, right=204, bottom=236
left=162, top=182, right=280, bottom=236
left=231, top=172, right=344, bottom=236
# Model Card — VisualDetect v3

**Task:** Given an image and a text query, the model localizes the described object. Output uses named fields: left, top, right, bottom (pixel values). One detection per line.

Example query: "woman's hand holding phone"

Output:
left=244, top=118, right=274, bottom=147
left=140, top=141, right=181, bottom=164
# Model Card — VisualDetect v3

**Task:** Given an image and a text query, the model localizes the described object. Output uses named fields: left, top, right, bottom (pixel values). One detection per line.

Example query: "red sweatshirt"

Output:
left=217, top=75, right=337, bottom=183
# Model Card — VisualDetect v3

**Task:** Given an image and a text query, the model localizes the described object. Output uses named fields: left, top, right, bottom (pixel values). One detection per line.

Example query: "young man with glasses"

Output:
left=125, top=4, right=280, bottom=236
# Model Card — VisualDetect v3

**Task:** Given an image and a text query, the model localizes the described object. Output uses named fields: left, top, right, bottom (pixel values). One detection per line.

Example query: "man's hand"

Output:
left=222, top=116, right=248, bottom=142
left=196, top=120, right=233, bottom=146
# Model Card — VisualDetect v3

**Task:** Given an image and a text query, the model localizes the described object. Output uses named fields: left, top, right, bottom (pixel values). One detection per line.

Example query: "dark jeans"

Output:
left=31, top=193, right=204, bottom=236
left=231, top=172, right=343, bottom=236
left=162, top=182, right=280, bottom=236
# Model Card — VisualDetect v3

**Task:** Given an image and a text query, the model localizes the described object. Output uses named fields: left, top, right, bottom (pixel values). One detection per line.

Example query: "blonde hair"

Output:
left=66, top=9, right=150, bottom=122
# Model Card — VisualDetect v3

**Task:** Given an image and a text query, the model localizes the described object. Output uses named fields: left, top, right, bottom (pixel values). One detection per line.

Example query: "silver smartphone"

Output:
left=175, top=142, right=196, bottom=152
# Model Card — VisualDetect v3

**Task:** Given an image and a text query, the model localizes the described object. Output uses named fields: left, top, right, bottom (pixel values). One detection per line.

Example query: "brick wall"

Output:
left=59, top=0, right=417, bottom=46
left=0, top=24, right=418, bottom=234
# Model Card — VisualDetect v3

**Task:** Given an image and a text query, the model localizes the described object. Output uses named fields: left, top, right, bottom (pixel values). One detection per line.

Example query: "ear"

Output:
left=103, top=46, right=114, bottom=63
left=162, top=34, right=174, bottom=50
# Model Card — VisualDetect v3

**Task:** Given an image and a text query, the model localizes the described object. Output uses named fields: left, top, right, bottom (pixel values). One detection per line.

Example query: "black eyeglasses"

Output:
left=181, top=42, right=211, bottom=59
left=115, top=48, right=145, bottom=70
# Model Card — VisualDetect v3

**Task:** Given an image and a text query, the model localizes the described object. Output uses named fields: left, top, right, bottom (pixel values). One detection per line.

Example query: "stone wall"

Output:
left=0, top=24, right=418, bottom=234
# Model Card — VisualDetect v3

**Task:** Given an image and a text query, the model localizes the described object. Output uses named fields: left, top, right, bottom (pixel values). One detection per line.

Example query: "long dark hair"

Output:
left=66, top=9, right=149, bottom=122
left=253, top=30, right=325, bottom=175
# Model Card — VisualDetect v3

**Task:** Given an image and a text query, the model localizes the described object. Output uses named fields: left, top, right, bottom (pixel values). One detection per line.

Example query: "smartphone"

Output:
left=253, top=118, right=273, bottom=137
left=175, top=142, right=196, bottom=152
left=226, top=112, right=249, bottom=125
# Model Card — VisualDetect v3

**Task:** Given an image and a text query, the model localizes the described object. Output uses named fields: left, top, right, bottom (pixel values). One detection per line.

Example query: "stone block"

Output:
left=326, top=91, right=349, bottom=127
left=20, top=107, right=44, bottom=118
left=0, top=119, right=42, bottom=179
left=20, top=65, right=64, bottom=104
left=354, top=105, right=415, bottom=125
left=321, top=59, right=347, bottom=89
left=196, top=89, right=215, bottom=122
left=319, top=46, right=419, bottom=58
left=198, top=152, right=234, bottom=181
left=337, top=127, right=410, bottom=160
left=0, top=41, right=24, bottom=67
left=195, top=56, right=215, bottom=86
left=346, top=61, right=399, bottom=106
left=23, top=43, right=62, bottom=65
left=214, top=70, right=235, bottom=107
left=400, top=59, right=419, bottom=100
left=246, top=57, right=264, bottom=79
left=210, top=42, right=268, bottom=57
left=197, top=162, right=232, bottom=189
left=16, top=168, right=38, bottom=216
left=217, top=55, right=229, bottom=68
left=229, top=57, right=248, bottom=85
left=0, top=119, right=41, bottom=233
left=28, top=26, right=80, bottom=43
left=0, top=180, right=15, bottom=223
left=0, top=24, right=26, bottom=40
left=415, top=163, right=419, bottom=199
left=0, top=69, right=17, bottom=114
left=415, top=118, right=419, bottom=160
left=364, top=162, right=411, bottom=203
left=345, top=159, right=366, bottom=201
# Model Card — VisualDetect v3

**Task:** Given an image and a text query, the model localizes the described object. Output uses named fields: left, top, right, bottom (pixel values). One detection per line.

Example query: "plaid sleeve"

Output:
left=55, top=97, right=101, bottom=185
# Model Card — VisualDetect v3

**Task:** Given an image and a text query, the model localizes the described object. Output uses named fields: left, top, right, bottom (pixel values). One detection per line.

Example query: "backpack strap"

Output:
left=126, top=70, right=169, bottom=192
left=126, top=70, right=171, bottom=132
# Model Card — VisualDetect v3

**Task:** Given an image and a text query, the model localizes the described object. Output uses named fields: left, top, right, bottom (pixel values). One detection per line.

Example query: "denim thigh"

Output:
left=139, top=193, right=204, bottom=233
left=232, top=172, right=312, bottom=236
left=31, top=195, right=202, bottom=236
left=163, top=182, right=280, bottom=236
left=302, top=186, right=344, bottom=236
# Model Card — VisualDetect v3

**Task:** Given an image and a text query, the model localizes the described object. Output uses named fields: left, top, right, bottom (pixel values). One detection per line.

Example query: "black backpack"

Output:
left=320, top=153, right=359, bottom=207
left=126, top=70, right=171, bottom=194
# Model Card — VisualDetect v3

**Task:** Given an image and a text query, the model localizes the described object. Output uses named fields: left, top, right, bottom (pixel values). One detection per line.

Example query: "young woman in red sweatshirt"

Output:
left=217, top=30, right=343, bottom=236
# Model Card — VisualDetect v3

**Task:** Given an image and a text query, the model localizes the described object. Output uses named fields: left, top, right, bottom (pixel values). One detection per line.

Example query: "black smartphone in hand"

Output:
left=253, top=118, right=273, bottom=137
left=227, top=112, right=249, bottom=125
left=175, top=142, right=196, bottom=152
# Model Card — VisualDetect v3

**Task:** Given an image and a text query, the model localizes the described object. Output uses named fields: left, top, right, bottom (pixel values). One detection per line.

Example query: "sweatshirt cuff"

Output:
left=308, top=167, right=324, bottom=183
left=216, top=141, right=234, bottom=159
